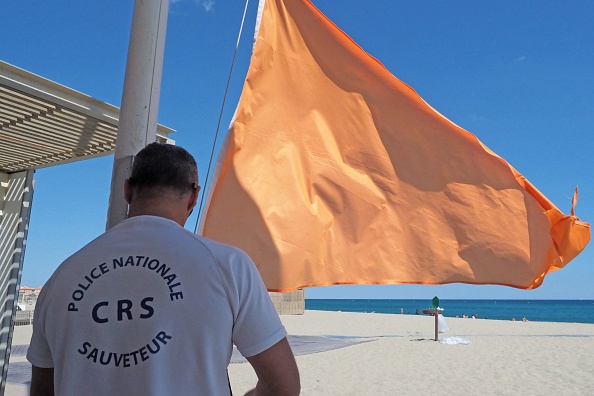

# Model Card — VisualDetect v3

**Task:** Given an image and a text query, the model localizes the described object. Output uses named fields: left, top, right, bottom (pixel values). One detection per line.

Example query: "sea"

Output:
left=305, top=299, right=594, bottom=324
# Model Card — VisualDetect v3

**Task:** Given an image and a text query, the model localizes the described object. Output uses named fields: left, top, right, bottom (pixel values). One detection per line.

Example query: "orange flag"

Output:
left=200, top=0, right=590, bottom=292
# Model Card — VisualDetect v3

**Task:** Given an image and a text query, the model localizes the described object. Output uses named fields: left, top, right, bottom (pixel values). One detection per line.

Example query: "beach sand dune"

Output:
left=7, top=311, right=594, bottom=395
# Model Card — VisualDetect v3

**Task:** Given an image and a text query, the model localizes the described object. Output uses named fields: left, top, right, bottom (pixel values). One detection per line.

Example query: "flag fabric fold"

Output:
left=200, top=0, right=589, bottom=292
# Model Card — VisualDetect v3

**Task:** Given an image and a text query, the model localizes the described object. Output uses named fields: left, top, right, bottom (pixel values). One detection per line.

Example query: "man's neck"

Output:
left=127, top=199, right=188, bottom=227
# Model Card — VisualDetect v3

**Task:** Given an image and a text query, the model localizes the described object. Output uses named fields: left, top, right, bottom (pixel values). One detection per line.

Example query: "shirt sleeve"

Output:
left=26, top=283, right=55, bottom=368
left=221, top=247, right=288, bottom=358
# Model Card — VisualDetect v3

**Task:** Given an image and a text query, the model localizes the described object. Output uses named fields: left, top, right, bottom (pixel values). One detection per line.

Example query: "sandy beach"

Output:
left=7, top=310, right=594, bottom=395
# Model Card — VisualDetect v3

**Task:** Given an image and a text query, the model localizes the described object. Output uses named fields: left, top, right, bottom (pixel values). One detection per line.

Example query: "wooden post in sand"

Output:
left=432, top=296, right=440, bottom=341
left=422, top=307, right=442, bottom=341
left=421, top=296, right=442, bottom=341
left=434, top=310, right=439, bottom=341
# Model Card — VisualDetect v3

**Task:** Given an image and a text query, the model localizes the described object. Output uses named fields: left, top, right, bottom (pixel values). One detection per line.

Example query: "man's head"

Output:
left=125, top=143, right=199, bottom=225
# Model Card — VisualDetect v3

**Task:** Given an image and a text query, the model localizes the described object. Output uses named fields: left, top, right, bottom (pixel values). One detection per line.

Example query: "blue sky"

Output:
left=2, top=1, right=593, bottom=300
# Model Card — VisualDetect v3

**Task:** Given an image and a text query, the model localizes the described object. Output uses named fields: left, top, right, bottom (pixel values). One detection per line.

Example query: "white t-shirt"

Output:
left=27, top=215, right=287, bottom=396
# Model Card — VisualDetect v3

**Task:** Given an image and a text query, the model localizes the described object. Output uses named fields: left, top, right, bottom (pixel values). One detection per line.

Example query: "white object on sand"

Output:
left=440, top=336, right=471, bottom=345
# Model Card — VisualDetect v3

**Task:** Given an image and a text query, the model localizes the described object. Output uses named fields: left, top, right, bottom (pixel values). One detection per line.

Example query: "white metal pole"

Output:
left=106, top=0, right=169, bottom=230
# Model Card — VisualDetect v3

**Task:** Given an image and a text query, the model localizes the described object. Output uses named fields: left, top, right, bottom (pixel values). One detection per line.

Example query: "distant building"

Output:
left=17, top=286, right=42, bottom=311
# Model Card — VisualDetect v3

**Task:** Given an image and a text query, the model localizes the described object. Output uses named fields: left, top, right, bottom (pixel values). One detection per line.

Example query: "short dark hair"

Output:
left=128, top=143, right=198, bottom=199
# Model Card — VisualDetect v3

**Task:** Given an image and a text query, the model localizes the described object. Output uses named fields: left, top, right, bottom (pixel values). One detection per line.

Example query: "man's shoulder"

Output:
left=190, top=234, right=251, bottom=263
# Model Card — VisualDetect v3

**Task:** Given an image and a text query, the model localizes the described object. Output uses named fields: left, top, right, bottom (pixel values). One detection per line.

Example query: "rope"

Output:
left=194, top=0, right=251, bottom=234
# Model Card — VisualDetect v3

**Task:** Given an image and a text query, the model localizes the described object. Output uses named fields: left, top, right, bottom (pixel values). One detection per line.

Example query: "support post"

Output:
left=106, top=0, right=170, bottom=230
left=0, top=170, right=34, bottom=395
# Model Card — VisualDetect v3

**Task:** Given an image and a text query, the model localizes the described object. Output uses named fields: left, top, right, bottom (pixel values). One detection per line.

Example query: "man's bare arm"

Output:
left=30, top=366, right=54, bottom=396
left=244, top=337, right=300, bottom=396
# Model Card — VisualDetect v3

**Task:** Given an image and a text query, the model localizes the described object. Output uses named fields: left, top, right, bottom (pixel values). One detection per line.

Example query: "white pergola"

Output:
left=0, top=60, right=174, bottom=391
left=0, top=60, right=173, bottom=172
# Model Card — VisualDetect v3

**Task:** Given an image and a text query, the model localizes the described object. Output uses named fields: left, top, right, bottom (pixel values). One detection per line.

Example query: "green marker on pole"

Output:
left=432, top=296, right=439, bottom=309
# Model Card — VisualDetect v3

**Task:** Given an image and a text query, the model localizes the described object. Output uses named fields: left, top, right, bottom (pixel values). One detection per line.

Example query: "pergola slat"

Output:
left=1, top=61, right=174, bottom=173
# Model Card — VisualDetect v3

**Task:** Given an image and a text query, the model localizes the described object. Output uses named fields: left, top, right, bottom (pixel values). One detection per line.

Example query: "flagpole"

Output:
left=106, top=0, right=169, bottom=230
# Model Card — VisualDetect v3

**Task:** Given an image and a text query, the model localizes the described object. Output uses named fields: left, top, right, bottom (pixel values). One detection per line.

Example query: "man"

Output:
left=27, top=143, right=300, bottom=395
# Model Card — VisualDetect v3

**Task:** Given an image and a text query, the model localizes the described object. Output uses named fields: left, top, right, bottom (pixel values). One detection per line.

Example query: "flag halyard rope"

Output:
left=194, top=0, right=251, bottom=234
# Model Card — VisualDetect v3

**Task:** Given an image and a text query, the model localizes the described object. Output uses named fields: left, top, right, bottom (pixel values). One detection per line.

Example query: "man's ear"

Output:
left=124, top=179, right=133, bottom=204
left=188, top=185, right=200, bottom=212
